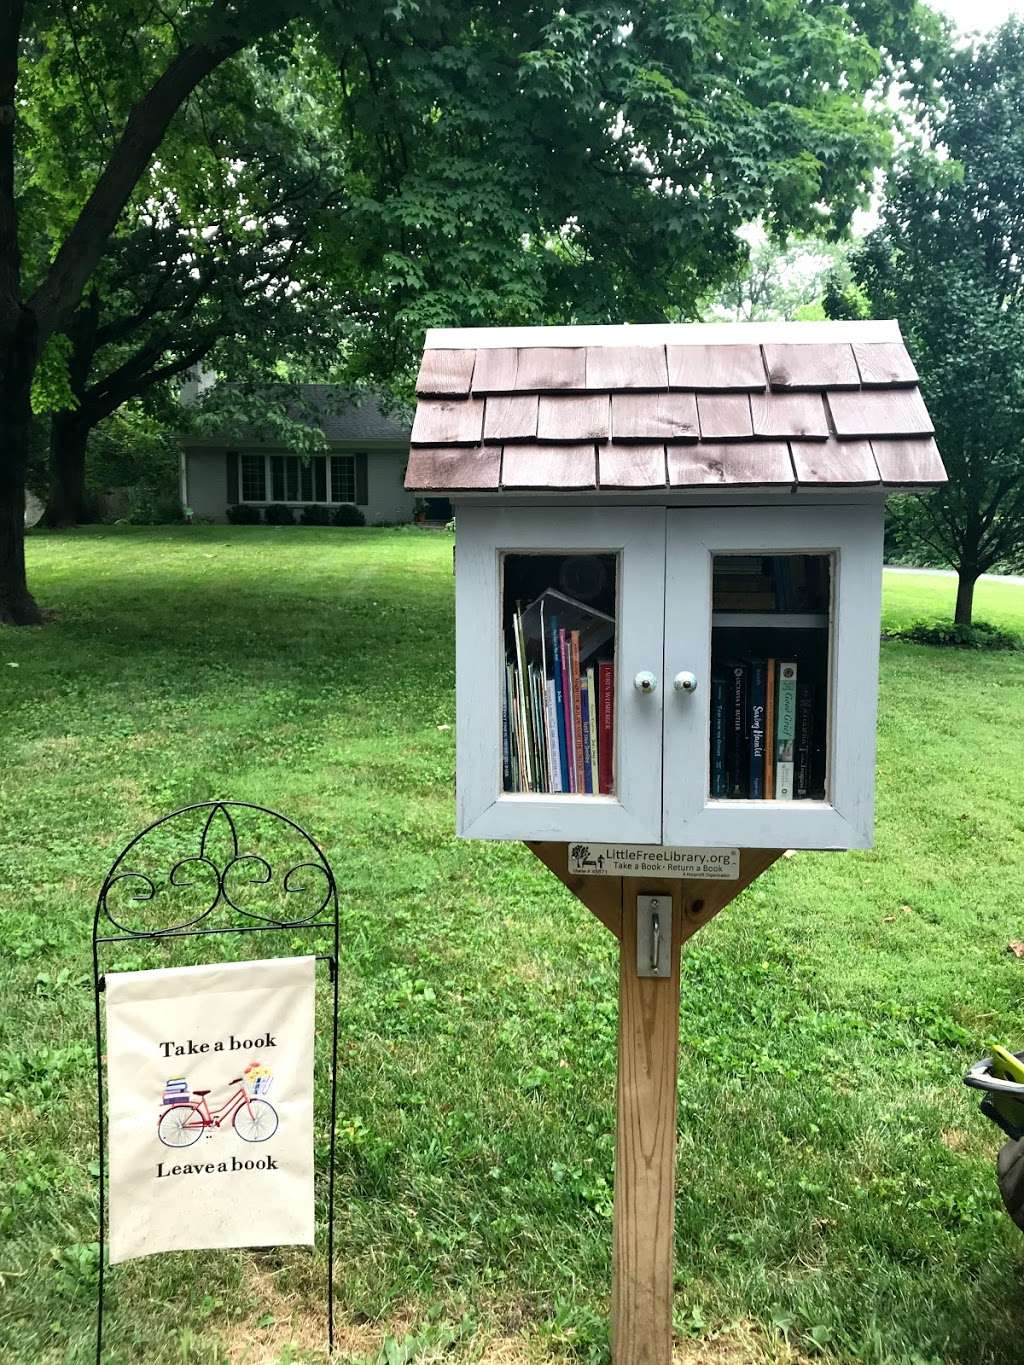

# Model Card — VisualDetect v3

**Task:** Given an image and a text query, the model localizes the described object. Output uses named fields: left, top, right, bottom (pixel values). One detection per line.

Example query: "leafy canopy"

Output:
left=838, top=19, right=1024, bottom=597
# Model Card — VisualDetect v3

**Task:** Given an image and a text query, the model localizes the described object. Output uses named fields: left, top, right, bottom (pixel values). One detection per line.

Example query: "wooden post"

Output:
left=612, top=881, right=682, bottom=1365
left=526, top=845, right=784, bottom=1364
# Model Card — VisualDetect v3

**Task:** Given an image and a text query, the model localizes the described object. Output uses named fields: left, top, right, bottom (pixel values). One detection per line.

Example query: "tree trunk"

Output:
left=954, top=566, right=979, bottom=626
left=42, top=410, right=93, bottom=528
left=0, top=392, right=42, bottom=626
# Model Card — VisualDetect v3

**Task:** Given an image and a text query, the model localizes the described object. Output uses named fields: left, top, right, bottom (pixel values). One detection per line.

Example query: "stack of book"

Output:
left=711, top=659, right=819, bottom=800
left=713, top=555, right=829, bottom=613
left=503, top=589, right=615, bottom=795
left=162, top=1077, right=191, bottom=1107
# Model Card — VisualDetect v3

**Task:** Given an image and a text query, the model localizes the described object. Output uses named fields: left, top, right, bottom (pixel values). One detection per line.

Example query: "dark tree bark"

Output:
left=43, top=411, right=93, bottom=528
left=0, top=308, right=41, bottom=624
left=954, top=563, right=979, bottom=626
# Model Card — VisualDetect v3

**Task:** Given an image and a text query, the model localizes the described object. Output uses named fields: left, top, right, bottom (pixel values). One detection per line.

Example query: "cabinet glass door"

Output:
left=662, top=506, right=883, bottom=849
left=456, top=507, right=666, bottom=841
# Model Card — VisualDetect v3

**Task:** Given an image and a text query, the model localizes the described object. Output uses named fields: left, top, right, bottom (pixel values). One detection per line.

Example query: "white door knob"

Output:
left=673, top=671, right=697, bottom=694
left=633, top=670, right=658, bottom=695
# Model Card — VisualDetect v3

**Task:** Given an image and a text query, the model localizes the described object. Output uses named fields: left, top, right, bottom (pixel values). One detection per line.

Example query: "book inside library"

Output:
left=710, top=553, right=831, bottom=802
left=502, top=553, right=617, bottom=797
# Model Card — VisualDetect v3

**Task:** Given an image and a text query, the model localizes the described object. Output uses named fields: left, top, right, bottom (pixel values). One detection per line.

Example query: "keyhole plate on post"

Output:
left=635, top=895, right=672, bottom=977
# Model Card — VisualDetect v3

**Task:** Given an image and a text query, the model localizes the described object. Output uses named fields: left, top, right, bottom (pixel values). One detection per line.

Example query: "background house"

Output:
left=179, top=385, right=431, bottom=523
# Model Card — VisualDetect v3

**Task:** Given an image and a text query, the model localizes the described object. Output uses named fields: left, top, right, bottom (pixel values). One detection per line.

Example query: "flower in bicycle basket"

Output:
left=242, top=1060, right=273, bottom=1097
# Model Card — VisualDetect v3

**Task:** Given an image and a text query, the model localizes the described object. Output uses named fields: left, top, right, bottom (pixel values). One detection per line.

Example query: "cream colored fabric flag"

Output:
left=105, top=955, right=315, bottom=1264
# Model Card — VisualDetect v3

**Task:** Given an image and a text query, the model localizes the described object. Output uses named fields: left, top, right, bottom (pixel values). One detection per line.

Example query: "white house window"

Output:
left=270, top=455, right=327, bottom=502
left=240, top=452, right=361, bottom=504
left=240, top=454, right=266, bottom=502
left=330, top=455, right=356, bottom=503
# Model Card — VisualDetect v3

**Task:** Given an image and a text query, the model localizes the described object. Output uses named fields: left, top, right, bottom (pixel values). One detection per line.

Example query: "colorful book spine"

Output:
left=570, top=630, right=585, bottom=793
left=597, top=661, right=614, bottom=794
left=586, top=668, right=598, bottom=796
left=545, top=677, right=562, bottom=792
left=711, top=674, right=728, bottom=798
left=502, top=665, right=511, bottom=788
left=513, top=606, right=533, bottom=791
left=550, top=615, right=569, bottom=791
left=559, top=628, right=575, bottom=793
left=764, top=657, right=775, bottom=799
left=795, top=683, right=814, bottom=799
left=728, top=664, right=747, bottom=798
left=775, top=661, right=797, bottom=800
left=748, top=659, right=766, bottom=799
left=580, top=679, right=593, bottom=793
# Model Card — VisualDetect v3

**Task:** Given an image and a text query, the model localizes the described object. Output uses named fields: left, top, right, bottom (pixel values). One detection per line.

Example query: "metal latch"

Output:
left=636, top=895, right=672, bottom=978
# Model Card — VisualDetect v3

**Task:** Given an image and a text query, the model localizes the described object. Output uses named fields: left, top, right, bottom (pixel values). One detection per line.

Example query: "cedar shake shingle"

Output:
left=586, top=345, right=668, bottom=390
left=415, top=348, right=476, bottom=396
left=410, top=396, right=485, bottom=445
left=483, top=393, right=539, bottom=443
left=501, top=442, right=596, bottom=488
left=598, top=443, right=667, bottom=487
left=763, top=343, right=859, bottom=390
left=667, top=442, right=793, bottom=487
left=667, top=344, right=765, bottom=390
left=406, top=445, right=500, bottom=490
left=696, top=392, right=753, bottom=440
left=514, top=347, right=587, bottom=391
left=827, top=387, right=934, bottom=438
left=536, top=393, right=610, bottom=442
left=750, top=392, right=828, bottom=439
left=611, top=391, right=698, bottom=442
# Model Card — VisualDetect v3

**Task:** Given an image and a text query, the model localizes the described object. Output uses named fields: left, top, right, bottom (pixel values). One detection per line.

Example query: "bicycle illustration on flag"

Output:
left=158, top=1061, right=278, bottom=1146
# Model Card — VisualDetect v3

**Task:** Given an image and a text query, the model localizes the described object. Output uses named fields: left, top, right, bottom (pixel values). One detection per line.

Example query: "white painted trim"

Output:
left=426, top=320, right=903, bottom=349
left=178, top=448, right=189, bottom=512
left=661, top=505, right=884, bottom=849
left=455, top=506, right=666, bottom=842
left=237, top=451, right=357, bottom=506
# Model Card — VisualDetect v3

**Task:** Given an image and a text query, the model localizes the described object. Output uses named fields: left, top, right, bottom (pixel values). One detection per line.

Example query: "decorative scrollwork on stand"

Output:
left=95, top=801, right=337, bottom=939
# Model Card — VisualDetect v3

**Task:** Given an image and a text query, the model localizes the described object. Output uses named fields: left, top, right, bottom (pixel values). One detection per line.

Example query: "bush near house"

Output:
left=225, top=503, right=261, bottom=525
left=332, top=503, right=366, bottom=527
left=263, top=503, right=295, bottom=525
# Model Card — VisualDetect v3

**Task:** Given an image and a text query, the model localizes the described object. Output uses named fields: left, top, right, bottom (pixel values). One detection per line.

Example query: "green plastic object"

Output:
left=991, top=1045, right=1024, bottom=1085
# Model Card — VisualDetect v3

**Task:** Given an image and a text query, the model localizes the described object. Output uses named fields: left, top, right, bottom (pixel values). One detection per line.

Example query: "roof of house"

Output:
left=182, top=385, right=411, bottom=448
left=404, top=321, right=947, bottom=493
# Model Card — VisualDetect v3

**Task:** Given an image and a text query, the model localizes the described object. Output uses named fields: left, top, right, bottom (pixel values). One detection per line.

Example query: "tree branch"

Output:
left=28, top=6, right=292, bottom=340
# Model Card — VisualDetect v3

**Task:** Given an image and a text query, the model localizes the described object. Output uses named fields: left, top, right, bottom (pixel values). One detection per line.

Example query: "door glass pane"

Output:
left=271, top=456, right=285, bottom=501
left=501, top=553, right=617, bottom=796
left=709, top=554, right=831, bottom=801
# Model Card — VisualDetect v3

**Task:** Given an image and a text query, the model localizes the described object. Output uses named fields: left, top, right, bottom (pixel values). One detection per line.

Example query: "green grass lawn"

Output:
left=1, top=526, right=1023, bottom=1365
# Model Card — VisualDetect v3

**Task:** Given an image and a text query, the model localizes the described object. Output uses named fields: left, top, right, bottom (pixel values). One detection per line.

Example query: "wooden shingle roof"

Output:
left=405, top=321, right=946, bottom=494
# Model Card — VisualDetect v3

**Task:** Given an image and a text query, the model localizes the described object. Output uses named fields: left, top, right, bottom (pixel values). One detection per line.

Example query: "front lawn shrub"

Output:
left=332, top=503, right=366, bottom=527
left=300, top=504, right=333, bottom=526
left=226, top=503, right=261, bottom=525
left=886, top=619, right=1022, bottom=651
left=263, top=503, right=296, bottom=525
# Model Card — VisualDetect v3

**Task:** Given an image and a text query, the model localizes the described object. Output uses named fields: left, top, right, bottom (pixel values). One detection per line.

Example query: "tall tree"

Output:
left=2, top=0, right=940, bottom=623
left=835, top=20, right=1024, bottom=624
left=39, top=53, right=346, bottom=526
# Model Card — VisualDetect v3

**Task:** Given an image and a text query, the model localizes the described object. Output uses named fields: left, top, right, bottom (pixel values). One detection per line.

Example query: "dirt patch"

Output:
left=674, top=1321, right=812, bottom=1364
left=217, top=1261, right=413, bottom=1363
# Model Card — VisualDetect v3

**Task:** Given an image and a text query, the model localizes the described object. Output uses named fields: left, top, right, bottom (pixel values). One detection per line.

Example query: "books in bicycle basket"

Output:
left=503, top=589, right=615, bottom=795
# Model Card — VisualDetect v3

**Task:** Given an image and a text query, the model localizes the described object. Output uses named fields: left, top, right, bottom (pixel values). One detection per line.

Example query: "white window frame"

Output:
left=455, top=506, right=666, bottom=842
left=238, top=452, right=358, bottom=505
left=662, top=504, right=883, bottom=849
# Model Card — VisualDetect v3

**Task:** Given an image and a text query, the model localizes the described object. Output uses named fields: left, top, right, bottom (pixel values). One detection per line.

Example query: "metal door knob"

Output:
left=633, top=670, right=658, bottom=694
left=673, top=671, right=697, bottom=694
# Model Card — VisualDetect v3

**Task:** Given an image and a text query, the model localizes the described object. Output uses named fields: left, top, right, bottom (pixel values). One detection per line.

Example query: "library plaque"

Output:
left=567, top=844, right=740, bottom=880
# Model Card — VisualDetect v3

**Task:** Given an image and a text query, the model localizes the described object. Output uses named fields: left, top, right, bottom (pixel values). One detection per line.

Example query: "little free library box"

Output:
left=405, top=319, right=946, bottom=1363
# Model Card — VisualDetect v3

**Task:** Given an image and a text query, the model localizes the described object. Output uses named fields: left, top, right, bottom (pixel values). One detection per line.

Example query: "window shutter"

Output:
left=226, top=450, right=239, bottom=504
left=355, top=452, right=368, bottom=506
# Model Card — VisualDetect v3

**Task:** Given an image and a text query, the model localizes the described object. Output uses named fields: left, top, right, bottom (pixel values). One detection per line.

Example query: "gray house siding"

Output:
left=183, top=445, right=414, bottom=523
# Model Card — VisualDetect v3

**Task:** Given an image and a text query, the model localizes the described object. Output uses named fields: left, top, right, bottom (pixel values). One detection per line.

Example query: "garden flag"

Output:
left=104, top=955, right=316, bottom=1264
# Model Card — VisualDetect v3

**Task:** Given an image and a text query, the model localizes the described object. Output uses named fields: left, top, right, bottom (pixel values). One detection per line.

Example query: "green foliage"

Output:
left=30, top=335, right=77, bottom=417
left=3, top=535, right=1024, bottom=1362
left=263, top=503, right=295, bottom=525
left=835, top=20, right=1024, bottom=615
left=226, top=504, right=262, bottom=525
left=702, top=236, right=856, bottom=324
left=299, top=504, right=333, bottom=526
left=885, top=619, right=1022, bottom=652
left=332, top=503, right=366, bottom=527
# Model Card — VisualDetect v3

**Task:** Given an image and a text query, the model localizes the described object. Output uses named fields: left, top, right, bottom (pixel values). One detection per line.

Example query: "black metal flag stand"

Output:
left=91, top=801, right=341, bottom=1364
